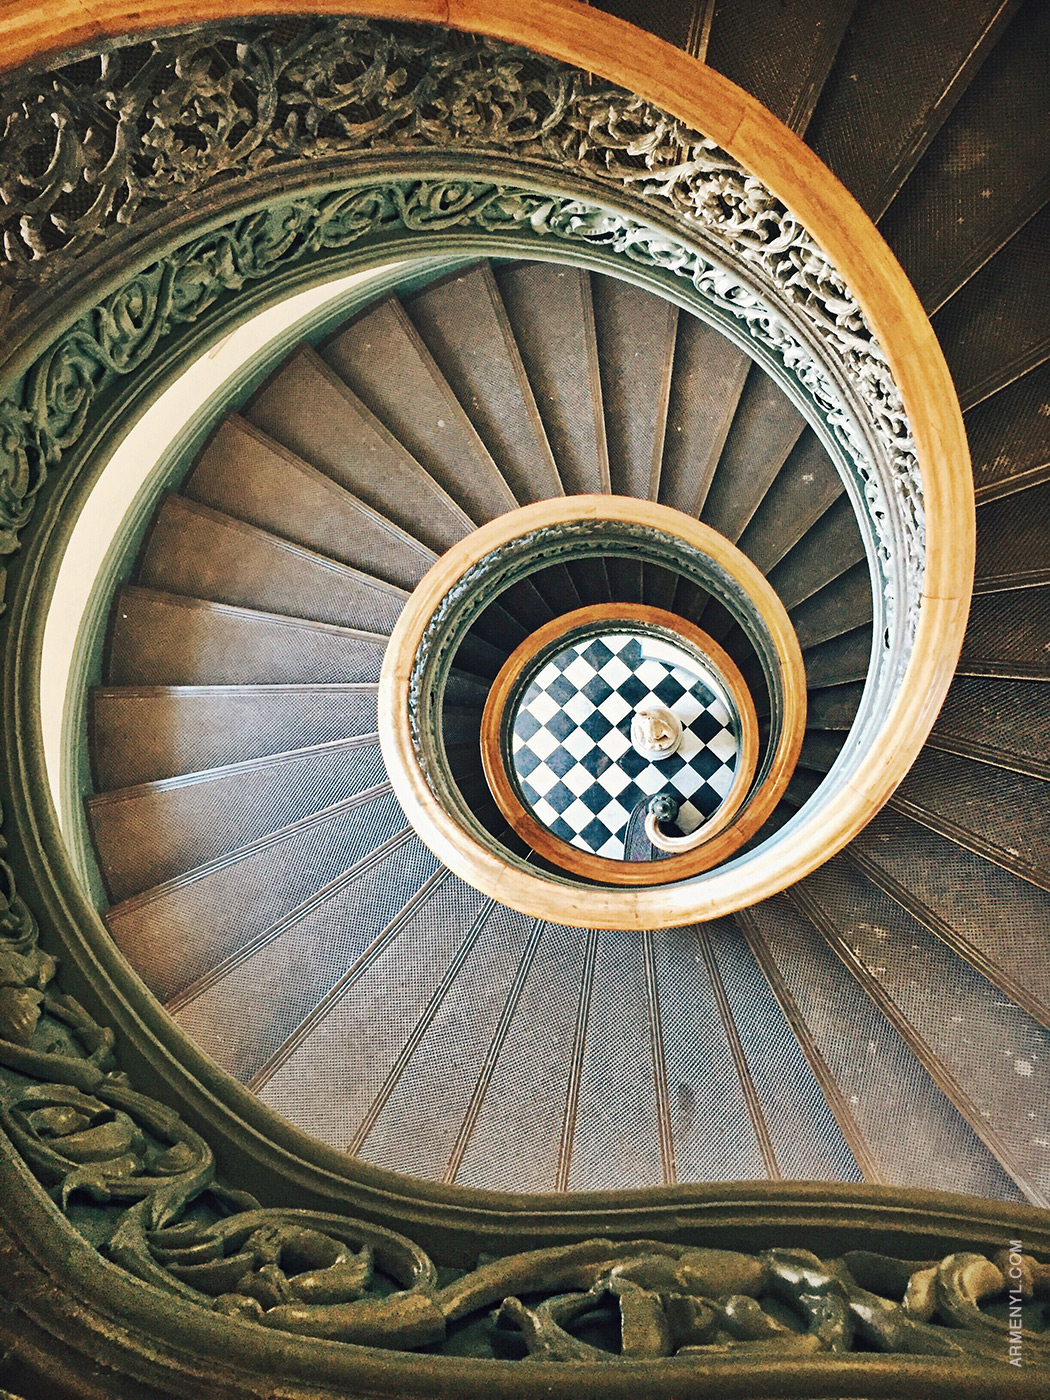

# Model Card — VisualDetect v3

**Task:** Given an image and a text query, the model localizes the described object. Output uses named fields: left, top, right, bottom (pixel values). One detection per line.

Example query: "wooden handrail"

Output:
left=478, top=602, right=762, bottom=884
left=380, top=496, right=806, bottom=928
left=3, top=0, right=973, bottom=920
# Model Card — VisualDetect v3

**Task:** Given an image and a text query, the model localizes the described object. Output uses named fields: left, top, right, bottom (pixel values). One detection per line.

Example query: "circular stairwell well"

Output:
left=75, top=247, right=1049, bottom=1205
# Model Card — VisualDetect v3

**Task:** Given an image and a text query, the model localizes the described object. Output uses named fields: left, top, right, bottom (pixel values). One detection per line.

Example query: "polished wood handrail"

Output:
left=478, top=602, right=761, bottom=884
left=1, top=0, right=973, bottom=924
left=380, top=496, right=805, bottom=927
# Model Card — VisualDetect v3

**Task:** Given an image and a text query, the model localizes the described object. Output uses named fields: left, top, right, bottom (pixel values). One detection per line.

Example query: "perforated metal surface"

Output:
left=172, top=832, right=439, bottom=1085
left=104, top=788, right=404, bottom=1004
left=453, top=922, right=589, bottom=1192
left=745, top=894, right=1023, bottom=1201
left=651, top=924, right=767, bottom=1181
left=356, top=902, right=536, bottom=1179
left=967, top=358, right=1050, bottom=500
left=932, top=674, right=1050, bottom=775
left=567, top=930, right=664, bottom=1191
left=258, top=871, right=488, bottom=1148
left=802, top=858, right=1050, bottom=1199
left=91, top=685, right=380, bottom=789
left=711, top=919, right=861, bottom=1183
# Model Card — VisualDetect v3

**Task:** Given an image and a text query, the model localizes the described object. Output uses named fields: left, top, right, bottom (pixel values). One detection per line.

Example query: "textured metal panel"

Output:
left=711, top=919, right=861, bottom=1182
left=659, top=314, right=750, bottom=518
left=892, top=747, right=1050, bottom=887
left=405, top=265, right=563, bottom=506
left=880, top=0, right=1050, bottom=312
left=766, top=495, right=866, bottom=611
left=799, top=623, right=873, bottom=688
left=257, top=873, right=488, bottom=1147
left=357, top=902, right=536, bottom=1179
left=932, top=201, right=1050, bottom=410
left=322, top=296, right=517, bottom=525
left=960, top=582, right=1050, bottom=678
left=173, top=833, right=439, bottom=1085
left=737, top=430, right=844, bottom=576
left=805, top=681, right=864, bottom=732
left=789, top=561, right=872, bottom=651
left=974, top=479, right=1050, bottom=589
left=140, top=495, right=407, bottom=635
left=87, top=737, right=386, bottom=903
left=701, top=364, right=805, bottom=543
left=590, top=0, right=712, bottom=54
left=90, top=684, right=379, bottom=789
left=931, top=674, right=1050, bottom=779
left=850, top=808, right=1050, bottom=1017
left=706, top=0, right=858, bottom=132
left=493, top=263, right=610, bottom=498
left=807, top=0, right=1017, bottom=220
left=567, top=929, right=663, bottom=1191
left=186, top=416, right=435, bottom=592
left=453, top=922, right=588, bottom=1192
left=104, top=788, right=404, bottom=1004
left=968, top=359, right=1050, bottom=501
left=107, top=588, right=387, bottom=687
left=650, top=924, right=767, bottom=1182
left=801, top=859, right=1050, bottom=1201
left=246, top=348, right=472, bottom=555
left=746, top=894, right=1024, bottom=1201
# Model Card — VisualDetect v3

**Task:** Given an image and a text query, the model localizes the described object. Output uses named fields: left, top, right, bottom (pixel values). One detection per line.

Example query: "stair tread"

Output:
left=807, top=0, right=1017, bottom=221
left=788, top=560, right=872, bottom=651
left=172, top=831, right=440, bottom=1087
left=88, top=735, right=387, bottom=903
left=968, top=359, right=1050, bottom=502
left=404, top=264, right=563, bottom=506
left=185, top=415, right=435, bottom=592
left=139, top=494, right=407, bottom=634
left=104, top=786, right=405, bottom=1005
left=736, top=430, right=844, bottom=575
left=321, top=295, right=518, bottom=525
left=245, top=346, right=473, bottom=554
left=90, top=684, right=381, bottom=788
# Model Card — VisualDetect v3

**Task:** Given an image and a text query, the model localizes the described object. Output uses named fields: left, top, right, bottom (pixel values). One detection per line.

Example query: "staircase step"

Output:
left=171, top=832, right=441, bottom=1086
left=321, top=296, right=517, bottom=525
left=890, top=746, right=1050, bottom=890
left=245, top=346, right=473, bottom=554
left=706, top=0, right=857, bottom=132
left=959, top=582, right=1050, bottom=679
left=701, top=363, right=806, bottom=543
left=797, top=861, right=1049, bottom=1203
left=974, top=478, right=1050, bottom=590
left=493, top=262, right=610, bottom=498
left=355, top=902, right=540, bottom=1179
left=139, top=495, right=407, bottom=635
left=807, top=0, right=1017, bottom=221
left=767, top=495, right=867, bottom=611
left=404, top=264, right=562, bottom=505
left=850, top=805, right=1050, bottom=1021
left=104, top=786, right=405, bottom=1005
left=185, top=416, right=435, bottom=592
left=805, top=681, right=864, bottom=733
left=969, top=359, right=1050, bottom=502
left=879, top=0, right=1050, bottom=313
left=800, top=623, right=873, bottom=689
left=90, top=684, right=380, bottom=789
left=736, top=430, right=844, bottom=574
left=658, top=317, right=751, bottom=519
left=929, top=674, right=1050, bottom=781
left=87, top=736, right=386, bottom=903
left=106, top=588, right=390, bottom=688
left=933, top=201, right=1050, bottom=410
left=747, top=892, right=1022, bottom=1201
left=256, top=872, right=488, bottom=1142
left=789, top=561, right=872, bottom=650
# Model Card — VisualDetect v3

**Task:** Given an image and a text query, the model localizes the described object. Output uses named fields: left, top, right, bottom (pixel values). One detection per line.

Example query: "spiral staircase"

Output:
left=2, top=1, right=1050, bottom=1396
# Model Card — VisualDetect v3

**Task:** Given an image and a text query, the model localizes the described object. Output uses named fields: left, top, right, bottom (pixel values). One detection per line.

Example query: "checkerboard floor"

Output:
left=510, top=632, right=738, bottom=860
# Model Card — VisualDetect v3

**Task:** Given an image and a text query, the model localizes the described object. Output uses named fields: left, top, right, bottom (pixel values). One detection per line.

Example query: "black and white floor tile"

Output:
left=510, top=632, right=738, bottom=860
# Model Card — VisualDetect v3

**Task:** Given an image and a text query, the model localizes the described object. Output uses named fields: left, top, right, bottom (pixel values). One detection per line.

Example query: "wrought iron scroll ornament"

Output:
left=0, top=18, right=920, bottom=642
left=1, top=865, right=1048, bottom=1364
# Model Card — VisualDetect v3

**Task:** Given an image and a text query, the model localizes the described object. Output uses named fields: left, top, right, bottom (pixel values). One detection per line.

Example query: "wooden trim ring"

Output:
left=479, top=603, right=761, bottom=884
